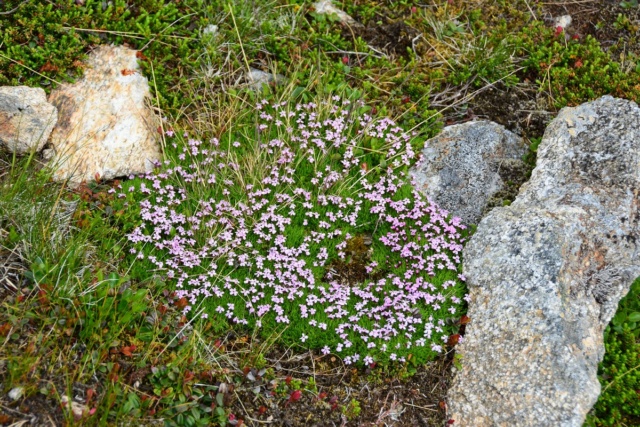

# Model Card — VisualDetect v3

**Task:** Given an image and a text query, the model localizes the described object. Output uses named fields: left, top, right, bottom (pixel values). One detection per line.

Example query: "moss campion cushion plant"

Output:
left=123, top=97, right=468, bottom=365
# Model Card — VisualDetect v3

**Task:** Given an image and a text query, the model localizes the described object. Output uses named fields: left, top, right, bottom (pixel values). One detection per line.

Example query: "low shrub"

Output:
left=587, top=278, right=640, bottom=426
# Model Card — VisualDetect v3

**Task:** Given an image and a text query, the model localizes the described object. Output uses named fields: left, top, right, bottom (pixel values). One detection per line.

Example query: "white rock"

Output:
left=313, top=0, right=362, bottom=27
left=61, top=395, right=87, bottom=418
left=8, top=387, right=24, bottom=401
left=202, top=24, right=218, bottom=36
left=48, top=45, right=162, bottom=184
left=554, top=15, right=572, bottom=30
left=245, top=68, right=286, bottom=91
left=0, top=86, right=58, bottom=154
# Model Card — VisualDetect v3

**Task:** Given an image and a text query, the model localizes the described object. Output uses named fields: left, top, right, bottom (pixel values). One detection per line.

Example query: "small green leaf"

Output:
left=627, top=312, right=640, bottom=322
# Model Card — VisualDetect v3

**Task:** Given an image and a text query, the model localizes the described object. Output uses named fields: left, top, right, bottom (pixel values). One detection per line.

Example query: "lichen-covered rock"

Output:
left=0, top=86, right=58, bottom=154
left=410, top=121, right=528, bottom=225
left=48, top=45, right=161, bottom=184
left=447, top=96, right=640, bottom=426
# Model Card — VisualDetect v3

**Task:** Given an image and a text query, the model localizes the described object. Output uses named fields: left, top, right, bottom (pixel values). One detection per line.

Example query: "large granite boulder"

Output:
left=447, top=96, right=640, bottom=426
left=0, top=86, right=58, bottom=154
left=410, top=121, right=528, bottom=225
left=48, top=45, right=161, bottom=184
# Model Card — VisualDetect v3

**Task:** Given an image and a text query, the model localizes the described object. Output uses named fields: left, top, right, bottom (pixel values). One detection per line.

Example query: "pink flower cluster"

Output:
left=126, top=98, right=468, bottom=364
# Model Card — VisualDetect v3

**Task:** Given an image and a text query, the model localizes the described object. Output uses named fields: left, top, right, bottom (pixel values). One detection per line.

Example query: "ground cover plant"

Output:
left=1, top=0, right=640, bottom=425
left=123, top=93, right=468, bottom=366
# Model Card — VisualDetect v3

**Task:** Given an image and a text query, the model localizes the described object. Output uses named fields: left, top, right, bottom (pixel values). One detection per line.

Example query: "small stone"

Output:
left=61, top=395, right=87, bottom=419
left=0, top=86, right=58, bottom=154
left=554, top=15, right=572, bottom=30
left=245, top=68, right=286, bottom=91
left=202, top=24, right=218, bottom=36
left=8, top=387, right=24, bottom=401
left=313, top=0, right=362, bottom=27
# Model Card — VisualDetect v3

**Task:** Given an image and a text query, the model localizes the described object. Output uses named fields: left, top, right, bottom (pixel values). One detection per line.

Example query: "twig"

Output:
left=229, top=4, right=252, bottom=76
left=139, top=12, right=196, bottom=51
left=404, top=402, right=438, bottom=412
left=325, top=50, right=384, bottom=59
left=523, top=0, right=538, bottom=21
left=61, top=26, right=190, bottom=40
left=601, top=361, right=640, bottom=394
left=0, top=0, right=28, bottom=15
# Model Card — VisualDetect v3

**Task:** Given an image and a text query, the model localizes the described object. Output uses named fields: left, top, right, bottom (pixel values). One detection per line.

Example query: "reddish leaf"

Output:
left=121, top=69, right=136, bottom=76
left=447, top=334, right=461, bottom=346
left=285, top=389, right=302, bottom=407
left=0, top=323, right=11, bottom=337
left=459, top=315, right=470, bottom=325
left=290, top=390, right=302, bottom=402
left=38, top=290, right=49, bottom=306
left=136, top=51, right=148, bottom=61
left=175, top=297, right=188, bottom=309
left=40, top=61, right=59, bottom=73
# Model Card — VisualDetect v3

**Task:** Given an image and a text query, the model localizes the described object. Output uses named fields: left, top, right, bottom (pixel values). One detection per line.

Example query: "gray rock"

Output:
left=410, top=121, right=528, bottom=225
left=48, top=45, right=161, bottom=184
left=0, top=86, right=58, bottom=154
left=447, top=96, right=640, bottom=426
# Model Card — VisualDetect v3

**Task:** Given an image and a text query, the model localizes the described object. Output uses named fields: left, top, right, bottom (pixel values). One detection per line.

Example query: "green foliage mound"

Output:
left=587, top=278, right=640, bottom=426
left=0, top=0, right=214, bottom=110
